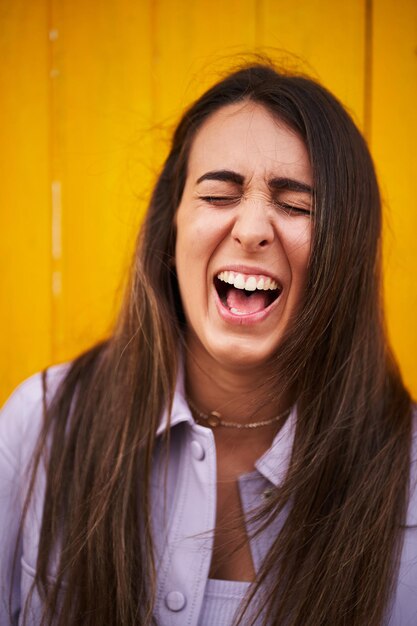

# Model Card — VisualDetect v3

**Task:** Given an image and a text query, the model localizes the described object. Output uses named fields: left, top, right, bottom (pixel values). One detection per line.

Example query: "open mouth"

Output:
left=214, top=271, right=282, bottom=316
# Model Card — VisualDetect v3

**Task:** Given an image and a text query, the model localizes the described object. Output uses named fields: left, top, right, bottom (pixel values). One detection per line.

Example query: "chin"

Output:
left=208, top=337, right=278, bottom=371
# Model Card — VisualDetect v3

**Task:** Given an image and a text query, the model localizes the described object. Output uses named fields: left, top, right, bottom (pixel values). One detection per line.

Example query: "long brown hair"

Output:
left=19, top=63, right=412, bottom=625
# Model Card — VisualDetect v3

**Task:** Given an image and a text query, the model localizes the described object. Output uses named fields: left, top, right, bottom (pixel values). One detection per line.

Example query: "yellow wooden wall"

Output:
left=1, top=0, right=416, bottom=403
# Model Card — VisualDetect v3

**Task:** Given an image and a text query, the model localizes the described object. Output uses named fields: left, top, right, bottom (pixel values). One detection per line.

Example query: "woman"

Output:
left=0, top=63, right=415, bottom=626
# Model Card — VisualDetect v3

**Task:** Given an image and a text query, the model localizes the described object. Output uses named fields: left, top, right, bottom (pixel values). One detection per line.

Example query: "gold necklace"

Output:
left=187, top=397, right=290, bottom=430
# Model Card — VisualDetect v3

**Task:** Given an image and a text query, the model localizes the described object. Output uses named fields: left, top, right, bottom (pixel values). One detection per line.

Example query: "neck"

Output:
left=183, top=337, right=291, bottom=436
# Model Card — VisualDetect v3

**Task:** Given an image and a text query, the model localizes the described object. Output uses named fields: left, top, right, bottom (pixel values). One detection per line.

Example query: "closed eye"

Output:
left=199, top=195, right=240, bottom=207
left=275, top=201, right=312, bottom=217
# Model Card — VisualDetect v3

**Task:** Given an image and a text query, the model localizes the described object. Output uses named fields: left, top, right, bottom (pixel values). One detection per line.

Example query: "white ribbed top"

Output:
left=197, top=578, right=250, bottom=625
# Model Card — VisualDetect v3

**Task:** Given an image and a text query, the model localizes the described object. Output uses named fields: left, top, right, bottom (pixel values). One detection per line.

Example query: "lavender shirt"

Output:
left=1, top=363, right=417, bottom=625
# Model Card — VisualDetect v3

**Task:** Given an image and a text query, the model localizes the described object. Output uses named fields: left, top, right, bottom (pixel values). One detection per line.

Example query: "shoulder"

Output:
left=409, top=403, right=417, bottom=468
left=406, top=404, right=417, bottom=525
left=0, top=363, right=71, bottom=472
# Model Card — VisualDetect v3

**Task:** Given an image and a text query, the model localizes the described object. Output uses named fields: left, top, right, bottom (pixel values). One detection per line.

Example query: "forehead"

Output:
left=187, top=101, right=312, bottom=184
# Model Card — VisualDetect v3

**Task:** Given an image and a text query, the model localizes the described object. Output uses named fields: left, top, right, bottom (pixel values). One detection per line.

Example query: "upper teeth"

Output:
left=217, top=271, right=279, bottom=291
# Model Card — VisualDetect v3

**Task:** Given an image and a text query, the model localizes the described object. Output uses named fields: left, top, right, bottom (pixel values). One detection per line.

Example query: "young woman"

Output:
left=0, top=64, right=415, bottom=626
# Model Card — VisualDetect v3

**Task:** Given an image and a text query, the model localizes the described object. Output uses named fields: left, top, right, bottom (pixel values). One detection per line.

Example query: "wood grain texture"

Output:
left=371, top=0, right=417, bottom=396
left=259, top=0, right=366, bottom=126
left=0, top=0, right=52, bottom=398
left=1, top=0, right=416, bottom=403
left=48, top=0, right=154, bottom=363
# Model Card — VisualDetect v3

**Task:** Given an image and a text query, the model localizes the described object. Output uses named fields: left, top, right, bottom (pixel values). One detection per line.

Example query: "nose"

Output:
left=231, top=201, right=274, bottom=252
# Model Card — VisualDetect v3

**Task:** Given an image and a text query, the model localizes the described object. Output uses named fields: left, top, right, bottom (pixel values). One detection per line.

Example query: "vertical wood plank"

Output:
left=0, top=0, right=52, bottom=402
left=2, top=0, right=415, bottom=401
left=371, top=0, right=417, bottom=397
left=151, top=0, right=258, bottom=124
left=259, top=0, right=366, bottom=127
left=49, top=0, right=154, bottom=363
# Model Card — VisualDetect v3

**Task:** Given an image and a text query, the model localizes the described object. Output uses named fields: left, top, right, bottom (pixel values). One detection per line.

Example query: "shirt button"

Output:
left=165, top=590, right=186, bottom=611
left=191, top=440, right=205, bottom=461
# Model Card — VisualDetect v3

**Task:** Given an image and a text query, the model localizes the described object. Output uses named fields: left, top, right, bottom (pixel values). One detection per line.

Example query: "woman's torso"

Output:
left=1, top=364, right=417, bottom=625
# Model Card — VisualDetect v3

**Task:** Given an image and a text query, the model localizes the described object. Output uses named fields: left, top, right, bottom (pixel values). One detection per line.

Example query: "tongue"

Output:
left=226, top=287, right=269, bottom=314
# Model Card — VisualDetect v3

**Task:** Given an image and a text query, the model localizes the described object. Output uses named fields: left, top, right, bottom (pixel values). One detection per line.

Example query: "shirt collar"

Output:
left=156, top=357, right=194, bottom=436
left=254, top=405, right=296, bottom=486
left=156, top=359, right=296, bottom=487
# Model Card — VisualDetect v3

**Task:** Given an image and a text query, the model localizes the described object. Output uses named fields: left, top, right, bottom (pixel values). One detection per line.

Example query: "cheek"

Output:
left=174, top=215, right=211, bottom=299
left=176, top=210, right=232, bottom=264
left=280, top=223, right=311, bottom=280
left=175, top=223, right=207, bottom=271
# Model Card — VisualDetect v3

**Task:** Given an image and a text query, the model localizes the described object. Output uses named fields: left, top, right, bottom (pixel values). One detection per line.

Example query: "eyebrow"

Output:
left=196, top=170, right=312, bottom=194
left=196, top=170, right=244, bottom=185
left=269, top=177, right=313, bottom=194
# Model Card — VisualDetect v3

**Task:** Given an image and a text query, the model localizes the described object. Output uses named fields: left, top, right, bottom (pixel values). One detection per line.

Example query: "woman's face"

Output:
left=175, top=101, right=313, bottom=371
